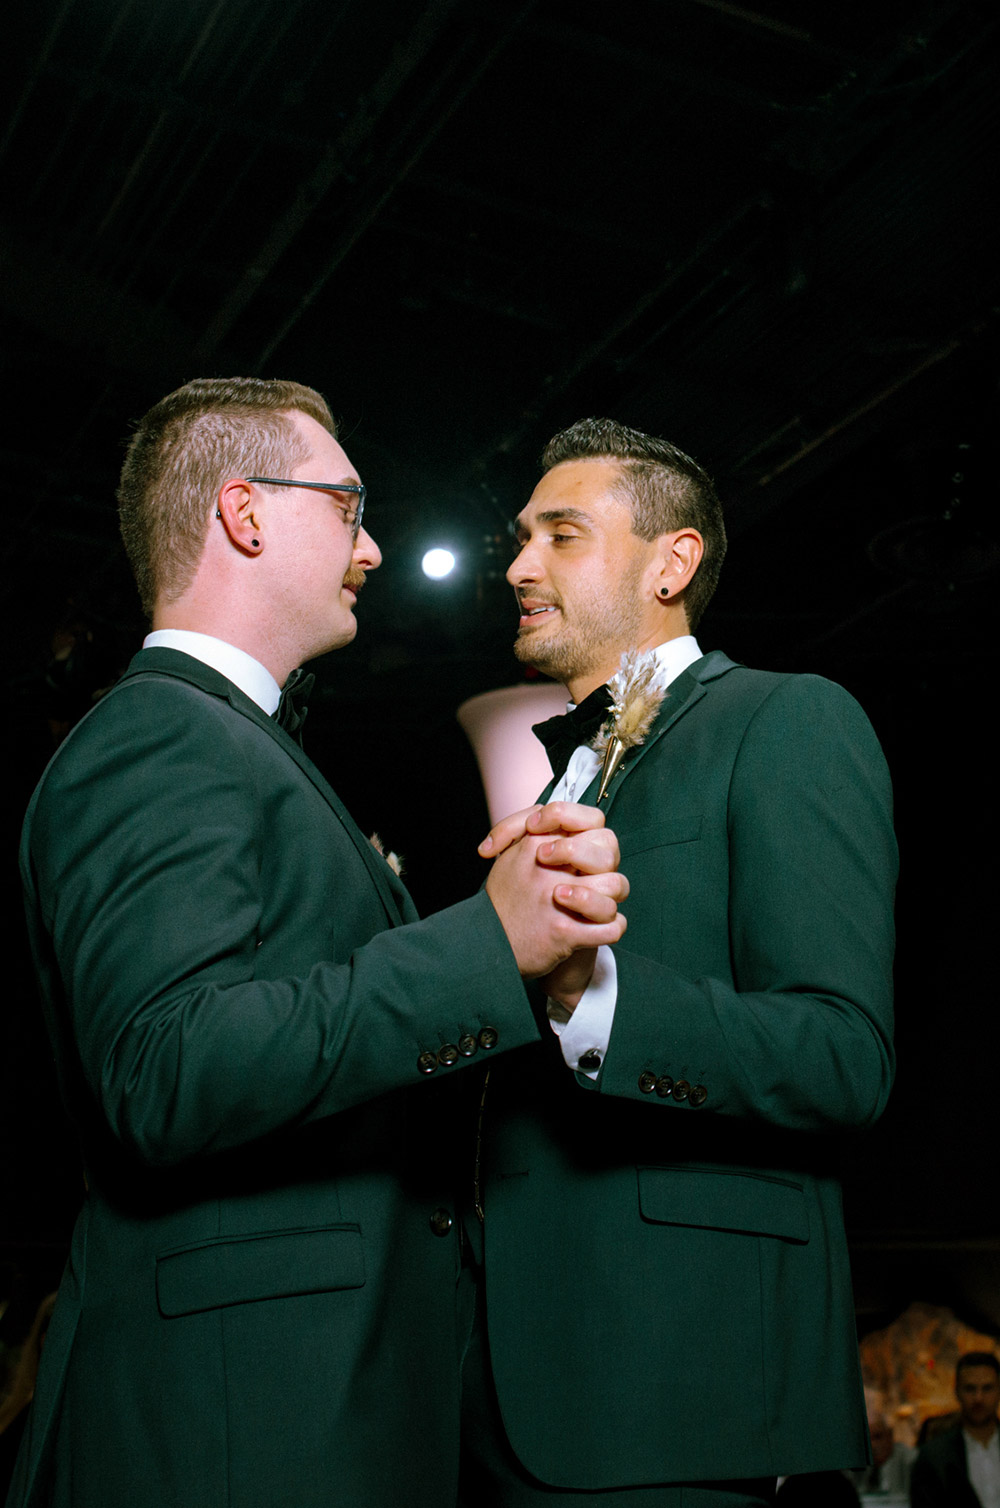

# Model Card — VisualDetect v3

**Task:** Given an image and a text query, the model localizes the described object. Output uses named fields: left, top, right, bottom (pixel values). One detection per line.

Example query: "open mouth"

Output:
left=517, top=599, right=559, bottom=628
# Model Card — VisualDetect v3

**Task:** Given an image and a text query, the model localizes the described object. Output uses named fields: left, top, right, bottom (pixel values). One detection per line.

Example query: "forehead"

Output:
left=288, top=409, right=357, bottom=479
left=517, top=458, right=629, bottom=529
left=959, top=1366, right=999, bottom=1386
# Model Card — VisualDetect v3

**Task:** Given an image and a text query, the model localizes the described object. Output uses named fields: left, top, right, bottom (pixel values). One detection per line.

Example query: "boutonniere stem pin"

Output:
left=592, top=650, right=669, bottom=802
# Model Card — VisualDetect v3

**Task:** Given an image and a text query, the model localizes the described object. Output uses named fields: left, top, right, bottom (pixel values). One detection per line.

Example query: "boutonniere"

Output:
left=591, top=650, right=669, bottom=802
left=369, top=833, right=404, bottom=877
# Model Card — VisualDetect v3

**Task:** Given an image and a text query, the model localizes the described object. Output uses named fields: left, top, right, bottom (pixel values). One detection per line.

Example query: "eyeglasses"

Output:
left=246, top=477, right=366, bottom=541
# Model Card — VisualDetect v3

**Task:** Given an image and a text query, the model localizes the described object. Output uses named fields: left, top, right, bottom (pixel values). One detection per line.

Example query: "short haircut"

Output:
left=540, top=417, right=726, bottom=631
left=118, top=376, right=336, bottom=618
left=956, top=1351, right=1000, bottom=1380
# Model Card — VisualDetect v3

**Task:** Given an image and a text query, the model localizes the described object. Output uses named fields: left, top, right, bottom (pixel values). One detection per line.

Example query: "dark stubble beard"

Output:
left=512, top=556, right=646, bottom=689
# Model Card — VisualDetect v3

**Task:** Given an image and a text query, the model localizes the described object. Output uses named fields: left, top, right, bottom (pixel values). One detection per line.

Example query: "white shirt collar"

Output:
left=554, top=636, right=704, bottom=805
left=566, top=636, right=703, bottom=712
left=142, top=629, right=282, bottom=715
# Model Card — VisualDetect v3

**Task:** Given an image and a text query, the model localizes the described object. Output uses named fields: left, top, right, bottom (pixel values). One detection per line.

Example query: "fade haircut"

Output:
left=118, top=377, right=337, bottom=618
left=540, top=417, right=726, bottom=631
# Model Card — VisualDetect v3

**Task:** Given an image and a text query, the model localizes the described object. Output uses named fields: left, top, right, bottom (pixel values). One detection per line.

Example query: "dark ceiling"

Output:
left=3, top=0, right=999, bottom=1305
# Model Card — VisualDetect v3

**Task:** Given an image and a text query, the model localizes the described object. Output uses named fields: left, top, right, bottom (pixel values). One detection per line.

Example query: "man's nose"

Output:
left=354, top=525, right=382, bottom=571
left=506, top=542, right=538, bottom=586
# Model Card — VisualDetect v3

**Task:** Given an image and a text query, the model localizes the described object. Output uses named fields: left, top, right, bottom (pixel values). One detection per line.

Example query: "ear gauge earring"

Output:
left=658, top=587, right=670, bottom=600
left=251, top=539, right=260, bottom=549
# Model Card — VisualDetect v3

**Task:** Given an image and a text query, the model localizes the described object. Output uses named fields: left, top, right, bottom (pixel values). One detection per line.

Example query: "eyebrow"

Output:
left=513, top=506, right=594, bottom=537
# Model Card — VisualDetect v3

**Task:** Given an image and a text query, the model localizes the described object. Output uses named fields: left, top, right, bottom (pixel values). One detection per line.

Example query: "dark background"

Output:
left=2, top=0, right=998, bottom=1336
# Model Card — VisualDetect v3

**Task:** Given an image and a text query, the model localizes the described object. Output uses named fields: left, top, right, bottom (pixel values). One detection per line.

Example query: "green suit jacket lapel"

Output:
left=577, top=650, right=741, bottom=814
left=120, top=648, right=409, bottom=927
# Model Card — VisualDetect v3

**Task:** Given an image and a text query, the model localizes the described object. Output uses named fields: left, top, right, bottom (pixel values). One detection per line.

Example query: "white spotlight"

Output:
left=422, top=548, right=456, bottom=580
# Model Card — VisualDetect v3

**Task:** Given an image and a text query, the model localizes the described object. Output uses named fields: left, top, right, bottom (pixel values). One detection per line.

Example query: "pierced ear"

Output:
left=215, top=479, right=262, bottom=555
left=654, top=528, right=704, bottom=600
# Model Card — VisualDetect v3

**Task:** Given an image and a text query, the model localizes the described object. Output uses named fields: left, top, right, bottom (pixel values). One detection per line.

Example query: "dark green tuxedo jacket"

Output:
left=13, top=648, right=540, bottom=1508
left=478, top=652, right=897, bottom=1489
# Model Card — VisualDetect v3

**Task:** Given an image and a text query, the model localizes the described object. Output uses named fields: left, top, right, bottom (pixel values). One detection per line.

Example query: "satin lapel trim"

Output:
left=576, top=651, right=740, bottom=814
left=121, top=649, right=408, bottom=927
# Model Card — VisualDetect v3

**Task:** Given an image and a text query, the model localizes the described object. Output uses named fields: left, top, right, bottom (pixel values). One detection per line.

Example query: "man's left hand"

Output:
left=481, top=801, right=627, bottom=1008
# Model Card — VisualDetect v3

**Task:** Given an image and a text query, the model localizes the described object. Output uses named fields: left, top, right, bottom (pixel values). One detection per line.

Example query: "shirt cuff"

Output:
left=546, top=946, right=618, bottom=1078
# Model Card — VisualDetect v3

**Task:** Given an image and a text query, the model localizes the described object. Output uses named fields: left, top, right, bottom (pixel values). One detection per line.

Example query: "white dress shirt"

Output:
left=143, top=629, right=282, bottom=715
left=965, top=1429, right=1000, bottom=1508
left=547, top=636, right=703, bottom=1077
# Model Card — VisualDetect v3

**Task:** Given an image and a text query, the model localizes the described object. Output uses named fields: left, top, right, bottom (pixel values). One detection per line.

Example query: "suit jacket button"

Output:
left=417, top=1051, right=439, bottom=1075
left=655, top=1075, right=674, bottom=1098
left=638, top=1071, right=657, bottom=1093
left=429, top=1208, right=453, bottom=1237
left=458, top=1033, right=478, bottom=1057
left=689, top=1084, right=708, bottom=1107
left=577, top=1049, right=602, bottom=1072
left=437, top=1043, right=459, bottom=1067
left=672, top=1078, right=691, bottom=1102
left=478, top=1027, right=499, bottom=1050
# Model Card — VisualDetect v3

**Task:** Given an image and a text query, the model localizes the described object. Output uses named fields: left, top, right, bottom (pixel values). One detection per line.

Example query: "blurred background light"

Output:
left=421, top=547, right=457, bottom=579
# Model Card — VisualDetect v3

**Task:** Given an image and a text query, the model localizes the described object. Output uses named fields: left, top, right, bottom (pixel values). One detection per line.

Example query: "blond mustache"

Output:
left=344, top=566, right=367, bottom=592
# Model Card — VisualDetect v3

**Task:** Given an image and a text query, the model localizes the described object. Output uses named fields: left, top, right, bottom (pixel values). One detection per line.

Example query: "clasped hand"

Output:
left=482, top=802, right=628, bottom=1006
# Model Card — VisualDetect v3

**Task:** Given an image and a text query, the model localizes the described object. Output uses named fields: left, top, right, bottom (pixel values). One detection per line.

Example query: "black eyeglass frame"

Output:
left=245, top=476, right=366, bottom=540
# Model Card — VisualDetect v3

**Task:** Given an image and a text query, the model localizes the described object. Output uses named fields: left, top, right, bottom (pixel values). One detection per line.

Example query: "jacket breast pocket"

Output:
left=620, top=816, right=703, bottom=859
left=156, top=1224, right=365, bottom=1317
left=637, top=1165, right=809, bottom=1243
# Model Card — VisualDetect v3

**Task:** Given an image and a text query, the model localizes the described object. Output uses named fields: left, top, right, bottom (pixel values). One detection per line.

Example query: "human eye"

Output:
left=329, top=486, right=359, bottom=523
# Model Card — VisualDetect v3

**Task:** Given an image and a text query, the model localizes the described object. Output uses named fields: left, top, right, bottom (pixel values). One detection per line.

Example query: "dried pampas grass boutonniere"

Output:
left=370, top=833, right=404, bottom=878
left=591, top=650, right=669, bottom=802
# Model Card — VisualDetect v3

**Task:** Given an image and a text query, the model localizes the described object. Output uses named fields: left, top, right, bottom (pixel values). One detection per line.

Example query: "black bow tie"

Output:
left=274, top=667, right=315, bottom=745
left=532, top=684, right=612, bottom=784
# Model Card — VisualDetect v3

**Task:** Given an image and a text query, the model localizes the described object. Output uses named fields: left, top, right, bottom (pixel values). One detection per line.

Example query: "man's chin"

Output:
left=513, top=631, right=548, bottom=667
left=316, top=616, right=358, bottom=657
left=513, top=631, right=574, bottom=683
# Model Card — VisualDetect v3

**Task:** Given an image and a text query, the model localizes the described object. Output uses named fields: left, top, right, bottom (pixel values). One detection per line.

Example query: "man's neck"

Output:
left=153, top=601, right=295, bottom=686
left=966, top=1419, right=999, bottom=1447
left=143, top=628, right=284, bottom=713
left=566, top=632, right=701, bottom=705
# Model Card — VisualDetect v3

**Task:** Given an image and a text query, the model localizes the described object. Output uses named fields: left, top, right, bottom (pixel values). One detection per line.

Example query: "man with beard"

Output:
left=13, top=379, right=628, bottom=1508
left=460, top=419, right=897, bottom=1505
left=911, top=1353, right=1000, bottom=1507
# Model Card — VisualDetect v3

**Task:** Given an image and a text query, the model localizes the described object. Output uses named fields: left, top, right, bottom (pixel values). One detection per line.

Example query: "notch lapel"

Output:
left=577, top=650, right=740, bottom=814
left=120, top=648, right=409, bottom=927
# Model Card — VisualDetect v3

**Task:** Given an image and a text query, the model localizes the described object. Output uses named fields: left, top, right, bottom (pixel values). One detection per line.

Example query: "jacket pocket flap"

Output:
left=638, top=1167, right=809, bottom=1242
left=620, top=816, right=702, bottom=857
left=156, top=1225, right=365, bottom=1316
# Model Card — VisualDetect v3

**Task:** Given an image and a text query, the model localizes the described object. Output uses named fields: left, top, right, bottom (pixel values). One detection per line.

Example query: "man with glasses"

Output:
left=13, top=377, right=628, bottom=1508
